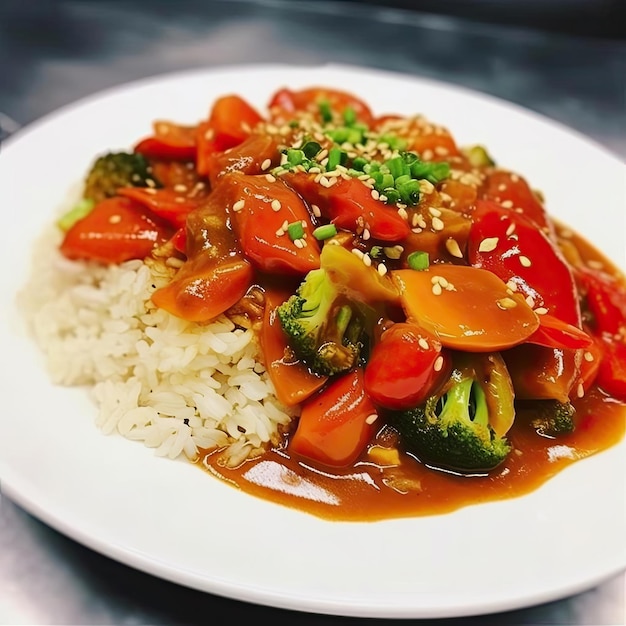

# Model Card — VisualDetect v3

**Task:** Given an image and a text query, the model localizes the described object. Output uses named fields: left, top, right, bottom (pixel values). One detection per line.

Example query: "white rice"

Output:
left=19, top=203, right=296, bottom=467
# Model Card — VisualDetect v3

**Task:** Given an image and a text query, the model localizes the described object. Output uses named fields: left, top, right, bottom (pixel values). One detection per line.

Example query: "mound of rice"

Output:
left=19, top=212, right=296, bottom=468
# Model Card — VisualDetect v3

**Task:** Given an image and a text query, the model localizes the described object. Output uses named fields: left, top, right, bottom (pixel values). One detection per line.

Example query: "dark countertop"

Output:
left=0, top=1, right=624, bottom=624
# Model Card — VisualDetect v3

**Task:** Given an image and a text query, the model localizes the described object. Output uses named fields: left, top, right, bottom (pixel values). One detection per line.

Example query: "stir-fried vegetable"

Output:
left=55, top=84, right=626, bottom=477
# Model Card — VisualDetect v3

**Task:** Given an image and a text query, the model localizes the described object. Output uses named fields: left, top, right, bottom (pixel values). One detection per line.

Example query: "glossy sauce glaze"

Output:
left=200, top=388, right=624, bottom=521
left=198, top=226, right=626, bottom=522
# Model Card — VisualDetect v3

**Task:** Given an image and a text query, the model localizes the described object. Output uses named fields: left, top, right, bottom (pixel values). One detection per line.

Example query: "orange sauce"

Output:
left=197, top=227, right=626, bottom=522
left=199, top=388, right=625, bottom=521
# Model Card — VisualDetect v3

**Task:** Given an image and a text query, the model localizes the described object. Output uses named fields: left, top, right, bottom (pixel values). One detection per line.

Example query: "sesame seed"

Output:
left=534, top=307, right=548, bottom=315
left=377, top=263, right=388, bottom=276
left=506, top=280, right=518, bottom=291
left=146, top=179, right=156, bottom=188
left=204, top=128, right=214, bottom=140
left=445, top=238, right=464, bottom=259
left=526, top=295, right=535, bottom=308
left=577, top=383, right=585, bottom=398
left=478, top=237, right=499, bottom=252
left=362, top=254, right=372, bottom=267
left=275, top=228, right=284, bottom=237
left=365, top=413, right=378, bottom=425
left=519, top=255, right=532, bottom=267
left=363, top=228, right=371, bottom=241
left=505, top=223, right=516, bottom=237
left=351, top=248, right=364, bottom=259
left=232, top=199, right=245, bottom=212
left=281, top=220, right=289, bottom=230
left=261, top=158, right=272, bottom=171
left=434, top=355, right=444, bottom=371
left=435, top=146, right=449, bottom=156
left=498, top=183, right=507, bottom=192
left=584, top=351, right=595, bottom=362
left=398, top=207, right=409, bottom=221
left=418, top=338, right=429, bottom=350
left=173, top=184, right=187, bottom=193
left=174, top=197, right=185, bottom=204
left=510, top=174, right=519, bottom=182
left=371, top=189, right=380, bottom=200
left=497, top=297, right=518, bottom=309
left=265, top=174, right=276, bottom=183
left=431, top=216, right=444, bottom=231
left=419, top=180, right=435, bottom=194
left=432, top=283, right=443, bottom=296
left=108, top=214, right=122, bottom=224
left=319, top=176, right=333, bottom=188
left=501, top=200, right=514, bottom=209
left=294, top=239, right=304, bottom=249
left=145, top=188, right=157, bottom=195
left=311, top=204, right=321, bottom=218
left=422, top=149, right=434, bottom=161
left=428, top=207, right=442, bottom=218
left=271, top=199, right=281, bottom=212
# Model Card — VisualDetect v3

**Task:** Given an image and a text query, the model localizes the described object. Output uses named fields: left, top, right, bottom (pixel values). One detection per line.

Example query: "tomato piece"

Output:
left=260, top=287, right=328, bottom=406
left=392, top=265, right=539, bottom=351
left=117, top=187, right=200, bottom=229
left=480, top=170, right=550, bottom=231
left=268, top=87, right=374, bottom=126
left=364, top=322, right=451, bottom=410
left=171, top=227, right=187, bottom=254
left=226, top=173, right=321, bottom=275
left=289, top=367, right=378, bottom=468
left=282, top=172, right=411, bottom=242
left=60, top=196, right=174, bottom=265
left=151, top=191, right=253, bottom=322
left=595, top=337, right=626, bottom=401
left=205, top=133, right=279, bottom=188
left=468, top=200, right=581, bottom=328
left=576, top=265, right=626, bottom=337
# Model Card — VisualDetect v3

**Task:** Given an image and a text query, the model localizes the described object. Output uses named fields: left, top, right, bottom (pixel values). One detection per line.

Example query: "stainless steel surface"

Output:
left=0, top=1, right=624, bottom=624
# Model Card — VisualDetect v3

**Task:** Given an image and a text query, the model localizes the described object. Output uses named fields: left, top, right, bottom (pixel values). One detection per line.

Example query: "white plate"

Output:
left=0, top=63, right=624, bottom=619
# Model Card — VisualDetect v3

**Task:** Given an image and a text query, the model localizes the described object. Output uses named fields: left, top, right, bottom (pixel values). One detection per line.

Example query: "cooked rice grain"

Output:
left=19, top=225, right=295, bottom=465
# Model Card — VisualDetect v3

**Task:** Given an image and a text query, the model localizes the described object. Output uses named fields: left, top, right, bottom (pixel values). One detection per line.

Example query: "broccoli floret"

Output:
left=390, top=361, right=513, bottom=473
left=277, top=267, right=365, bottom=377
left=83, top=152, right=158, bottom=203
left=526, top=400, right=575, bottom=438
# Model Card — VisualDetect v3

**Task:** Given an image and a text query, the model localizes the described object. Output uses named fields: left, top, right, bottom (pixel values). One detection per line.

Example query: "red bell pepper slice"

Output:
left=526, top=313, right=593, bottom=350
left=282, top=172, right=411, bottom=242
left=363, top=322, right=451, bottom=410
left=480, top=170, right=551, bottom=232
left=289, top=367, right=379, bottom=468
left=468, top=200, right=581, bottom=328
left=60, top=196, right=175, bottom=265
left=595, top=338, right=626, bottom=401
left=576, top=265, right=626, bottom=337
left=117, top=187, right=201, bottom=229
left=134, top=121, right=197, bottom=161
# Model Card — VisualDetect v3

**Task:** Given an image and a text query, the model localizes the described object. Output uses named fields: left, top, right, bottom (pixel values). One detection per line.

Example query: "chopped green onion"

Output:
left=302, top=141, right=322, bottom=159
left=56, top=198, right=95, bottom=232
left=319, top=100, right=333, bottom=124
left=343, top=106, right=357, bottom=126
left=383, top=188, right=401, bottom=204
left=352, top=156, right=369, bottom=171
left=327, top=147, right=347, bottom=171
left=286, top=148, right=305, bottom=166
left=370, top=245, right=383, bottom=258
left=380, top=173, right=395, bottom=190
left=287, top=221, right=305, bottom=241
left=410, top=160, right=450, bottom=185
left=312, top=224, right=338, bottom=240
left=407, top=251, right=430, bottom=271
left=386, top=156, right=407, bottom=179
